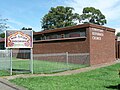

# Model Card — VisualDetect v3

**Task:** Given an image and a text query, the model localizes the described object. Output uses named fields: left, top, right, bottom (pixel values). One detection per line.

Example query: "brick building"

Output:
left=33, top=23, right=116, bottom=65
left=0, top=23, right=117, bottom=65
left=116, top=37, right=120, bottom=59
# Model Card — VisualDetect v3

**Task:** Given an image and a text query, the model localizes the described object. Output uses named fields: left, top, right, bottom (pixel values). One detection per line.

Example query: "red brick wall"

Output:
left=118, top=41, right=120, bottom=58
left=89, top=27, right=116, bottom=65
left=116, top=41, right=120, bottom=58
left=33, top=30, right=90, bottom=54
left=33, top=38, right=89, bottom=54
left=33, top=24, right=115, bottom=65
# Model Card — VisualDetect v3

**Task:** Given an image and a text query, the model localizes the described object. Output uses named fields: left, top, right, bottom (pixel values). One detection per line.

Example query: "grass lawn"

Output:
left=0, top=58, right=87, bottom=76
left=0, top=70, right=10, bottom=76
left=12, top=59, right=87, bottom=74
left=10, top=63, right=120, bottom=90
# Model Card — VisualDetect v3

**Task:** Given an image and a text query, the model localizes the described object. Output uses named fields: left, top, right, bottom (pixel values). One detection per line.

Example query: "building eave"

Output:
left=34, top=23, right=115, bottom=35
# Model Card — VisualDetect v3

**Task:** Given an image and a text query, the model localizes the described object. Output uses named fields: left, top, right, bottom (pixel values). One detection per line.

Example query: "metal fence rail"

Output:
left=0, top=50, right=11, bottom=76
left=0, top=49, right=90, bottom=75
left=33, top=52, right=89, bottom=73
left=0, top=50, right=11, bottom=70
left=12, top=49, right=32, bottom=74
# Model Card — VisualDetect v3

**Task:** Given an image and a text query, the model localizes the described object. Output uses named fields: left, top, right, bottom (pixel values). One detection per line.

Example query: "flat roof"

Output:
left=34, top=23, right=115, bottom=35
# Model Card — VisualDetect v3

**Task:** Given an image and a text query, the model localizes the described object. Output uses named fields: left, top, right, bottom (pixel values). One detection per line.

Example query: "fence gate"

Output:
left=0, top=50, right=11, bottom=75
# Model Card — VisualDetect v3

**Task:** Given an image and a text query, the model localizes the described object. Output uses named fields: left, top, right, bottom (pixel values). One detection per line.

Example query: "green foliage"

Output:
left=0, top=17, right=8, bottom=33
left=41, top=6, right=80, bottom=30
left=21, top=27, right=32, bottom=30
left=0, top=33, right=5, bottom=38
left=41, top=6, right=107, bottom=30
left=0, top=70, right=10, bottom=76
left=116, top=32, right=120, bottom=36
left=10, top=63, right=120, bottom=90
left=80, top=7, right=107, bottom=25
left=21, top=27, right=35, bottom=32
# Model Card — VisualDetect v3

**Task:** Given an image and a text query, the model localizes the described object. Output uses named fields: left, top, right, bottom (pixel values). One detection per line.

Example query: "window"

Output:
left=34, top=36, right=41, bottom=40
left=46, top=34, right=57, bottom=39
left=34, top=29, right=86, bottom=41
left=80, top=31, right=86, bottom=37
left=61, top=34, right=65, bottom=38
left=69, top=33, right=80, bottom=37
left=57, top=34, right=65, bottom=38
left=69, top=32, right=80, bottom=38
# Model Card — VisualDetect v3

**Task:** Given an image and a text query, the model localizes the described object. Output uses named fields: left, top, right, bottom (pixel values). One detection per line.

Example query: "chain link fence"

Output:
left=0, top=49, right=89, bottom=75
left=12, top=49, right=32, bottom=74
left=0, top=50, right=11, bottom=76
left=33, top=52, right=89, bottom=73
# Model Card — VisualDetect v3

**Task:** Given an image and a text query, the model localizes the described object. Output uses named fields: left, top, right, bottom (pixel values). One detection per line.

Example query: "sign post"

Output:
left=5, top=30, right=33, bottom=75
left=10, top=49, right=12, bottom=75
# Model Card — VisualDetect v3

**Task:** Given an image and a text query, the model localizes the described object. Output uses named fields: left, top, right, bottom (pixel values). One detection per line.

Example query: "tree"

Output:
left=0, top=17, right=8, bottom=33
left=0, top=16, right=8, bottom=38
left=21, top=27, right=35, bottom=32
left=80, top=7, right=107, bottom=25
left=0, top=33, right=5, bottom=38
left=21, top=27, right=32, bottom=30
left=116, top=32, right=120, bottom=36
left=41, top=6, right=80, bottom=30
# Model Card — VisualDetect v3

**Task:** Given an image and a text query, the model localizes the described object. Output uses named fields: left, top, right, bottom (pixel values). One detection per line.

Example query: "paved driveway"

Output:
left=0, top=79, right=27, bottom=90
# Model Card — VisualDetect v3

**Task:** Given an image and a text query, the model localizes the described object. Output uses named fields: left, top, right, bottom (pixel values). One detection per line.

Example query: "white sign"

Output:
left=91, top=28, right=104, bottom=41
left=5, top=30, right=33, bottom=48
left=117, top=37, right=120, bottom=41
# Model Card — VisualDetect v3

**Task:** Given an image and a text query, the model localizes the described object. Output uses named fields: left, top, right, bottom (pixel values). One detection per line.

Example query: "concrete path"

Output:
left=0, top=79, right=27, bottom=90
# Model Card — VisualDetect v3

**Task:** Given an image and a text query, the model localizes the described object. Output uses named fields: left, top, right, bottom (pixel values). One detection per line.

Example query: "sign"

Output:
left=91, top=28, right=104, bottom=40
left=117, top=37, right=120, bottom=41
left=5, top=30, right=33, bottom=48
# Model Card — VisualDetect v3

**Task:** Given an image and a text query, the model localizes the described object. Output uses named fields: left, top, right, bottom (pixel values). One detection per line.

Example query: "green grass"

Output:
left=0, top=58, right=86, bottom=76
left=0, top=58, right=86, bottom=75
left=10, top=63, right=120, bottom=90
left=33, top=60, right=87, bottom=73
left=0, top=70, right=10, bottom=76
left=12, top=59, right=87, bottom=74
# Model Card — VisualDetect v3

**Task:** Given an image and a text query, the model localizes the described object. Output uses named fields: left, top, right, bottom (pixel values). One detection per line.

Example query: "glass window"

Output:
left=69, top=31, right=80, bottom=38
left=80, top=31, right=86, bottom=37
left=61, top=34, right=65, bottom=38
left=46, top=34, right=57, bottom=39
left=34, top=36, right=41, bottom=40
left=34, top=29, right=86, bottom=41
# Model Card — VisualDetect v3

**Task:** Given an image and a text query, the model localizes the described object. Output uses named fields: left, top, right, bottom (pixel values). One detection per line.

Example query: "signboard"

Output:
left=91, top=28, right=104, bottom=40
left=117, top=37, right=120, bottom=41
left=5, top=30, right=33, bottom=48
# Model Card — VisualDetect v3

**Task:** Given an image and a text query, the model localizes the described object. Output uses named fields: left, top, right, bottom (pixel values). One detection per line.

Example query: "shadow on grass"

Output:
left=12, top=69, right=30, bottom=74
left=106, top=84, right=120, bottom=90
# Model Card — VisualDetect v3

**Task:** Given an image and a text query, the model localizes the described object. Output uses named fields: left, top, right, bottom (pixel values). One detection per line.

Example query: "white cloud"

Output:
left=64, top=0, right=120, bottom=21
left=64, top=0, right=120, bottom=33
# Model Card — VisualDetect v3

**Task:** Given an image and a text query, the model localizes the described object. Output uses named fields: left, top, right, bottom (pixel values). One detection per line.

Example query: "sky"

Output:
left=0, top=0, right=120, bottom=33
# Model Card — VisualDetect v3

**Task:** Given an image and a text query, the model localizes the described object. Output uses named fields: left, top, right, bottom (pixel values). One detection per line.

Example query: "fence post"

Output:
left=66, top=52, right=68, bottom=66
left=30, top=48, right=33, bottom=74
left=10, top=49, right=12, bottom=75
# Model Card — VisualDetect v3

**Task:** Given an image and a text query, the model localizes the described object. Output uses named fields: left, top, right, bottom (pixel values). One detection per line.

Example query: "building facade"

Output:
left=116, top=37, right=120, bottom=59
left=0, top=24, right=116, bottom=65
left=33, top=23, right=116, bottom=65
